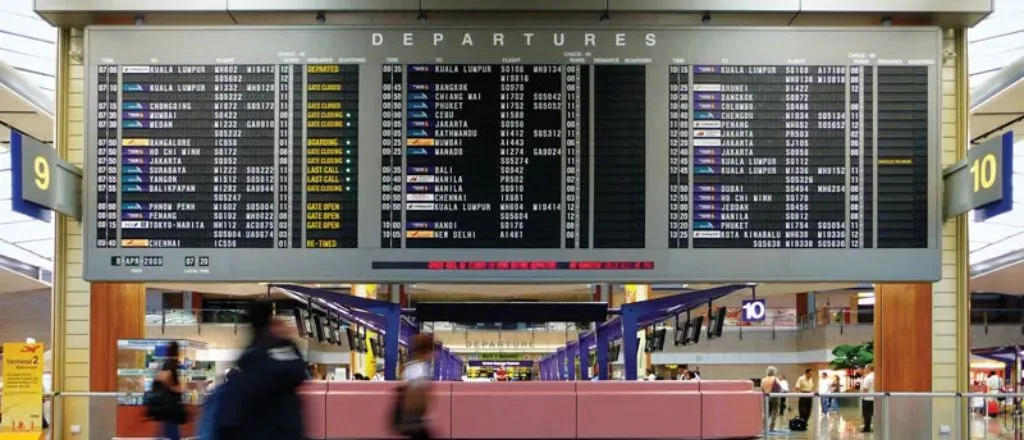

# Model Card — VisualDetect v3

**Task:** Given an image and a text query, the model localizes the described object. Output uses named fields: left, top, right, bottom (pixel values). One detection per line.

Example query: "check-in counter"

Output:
left=699, top=380, right=761, bottom=439
left=451, top=382, right=577, bottom=439
left=576, top=381, right=702, bottom=439
left=291, top=380, right=762, bottom=439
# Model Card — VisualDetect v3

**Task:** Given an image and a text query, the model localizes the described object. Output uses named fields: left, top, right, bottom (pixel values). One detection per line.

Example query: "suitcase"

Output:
left=988, top=400, right=1001, bottom=417
left=789, top=417, right=808, bottom=431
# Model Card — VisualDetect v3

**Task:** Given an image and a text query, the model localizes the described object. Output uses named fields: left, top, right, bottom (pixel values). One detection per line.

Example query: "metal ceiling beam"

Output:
left=34, top=0, right=991, bottom=26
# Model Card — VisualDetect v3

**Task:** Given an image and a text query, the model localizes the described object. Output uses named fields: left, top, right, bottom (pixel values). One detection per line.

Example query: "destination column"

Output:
left=304, top=64, right=359, bottom=249
left=118, top=65, right=277, bottom=249
left=404, top=64, right=498, bottom=248
left=691, top=65, right=783, bottom=248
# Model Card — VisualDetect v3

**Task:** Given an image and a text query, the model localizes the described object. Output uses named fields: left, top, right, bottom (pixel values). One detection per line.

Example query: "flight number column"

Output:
left=792, top=65, right=847, bottom=248
left=211, top=65, right=277, bottom=248
left=303, top=64, right=359, bottom=249
left=276, top=65, right=293, bottom=248
left=513, top=64, right=563, bottom=247
left=95, top=65, right=118, bottom=248
left=380, top=64, right=404, bottom=248
left=668, top=65, right=691, bottom=248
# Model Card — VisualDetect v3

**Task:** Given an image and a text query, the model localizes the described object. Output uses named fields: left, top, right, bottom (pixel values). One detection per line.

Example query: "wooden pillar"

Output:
left=89, top=283, right=146, bottom=392
left=875, top=283, right=932, bottom=391
left=874, top=283, right=932, bottom=439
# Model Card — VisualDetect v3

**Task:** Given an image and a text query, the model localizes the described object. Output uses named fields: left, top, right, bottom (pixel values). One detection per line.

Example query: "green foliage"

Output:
left=829, top=342, right=874, bottom=369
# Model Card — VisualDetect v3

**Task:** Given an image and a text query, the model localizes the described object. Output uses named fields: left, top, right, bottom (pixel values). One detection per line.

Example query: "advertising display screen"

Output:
left=84, top=27, right=941, bottom=282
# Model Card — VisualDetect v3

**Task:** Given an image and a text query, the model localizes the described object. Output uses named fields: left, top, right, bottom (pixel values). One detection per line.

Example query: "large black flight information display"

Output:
left=84, top=27, right=942, bottom=282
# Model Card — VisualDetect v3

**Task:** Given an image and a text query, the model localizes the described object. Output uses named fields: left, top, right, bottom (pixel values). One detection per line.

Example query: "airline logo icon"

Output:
left=693, top=84, right=722, bottom=92
left=693, top=120, right=722, bottom=129
left=694, top=130, right=722, bottom=138
left=406, top=194, right=435, bottom=202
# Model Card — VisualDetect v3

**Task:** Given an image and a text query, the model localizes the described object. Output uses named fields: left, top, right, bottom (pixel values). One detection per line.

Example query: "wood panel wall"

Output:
left=89, top=283, right=146, bottom=391
left=874, top=283, right=932, bottom=392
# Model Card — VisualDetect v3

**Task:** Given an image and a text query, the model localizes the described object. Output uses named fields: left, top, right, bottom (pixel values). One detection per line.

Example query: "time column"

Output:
left=381, top=64, right=404, bottom=248
left=95, top=65, right=119, bottom=248
left=668, top=65, right=691, bottom=248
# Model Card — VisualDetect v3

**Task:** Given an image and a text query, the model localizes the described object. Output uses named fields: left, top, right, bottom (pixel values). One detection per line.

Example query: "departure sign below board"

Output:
left=84, top=27, right=942, bottom=282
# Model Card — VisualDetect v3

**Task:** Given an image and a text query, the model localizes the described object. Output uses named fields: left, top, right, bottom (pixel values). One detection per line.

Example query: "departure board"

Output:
left=84, top=27, right=942, bottom=282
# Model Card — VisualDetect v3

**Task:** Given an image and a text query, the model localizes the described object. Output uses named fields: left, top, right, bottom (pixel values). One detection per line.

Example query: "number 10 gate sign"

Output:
left=741, top=299, right=767, bottom=322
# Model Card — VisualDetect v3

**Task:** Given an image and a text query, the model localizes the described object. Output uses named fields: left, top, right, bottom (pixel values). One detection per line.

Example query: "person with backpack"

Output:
left=197, top=369, right=238, bottom=440
left=760, top=366, right=783, bottom=431
left=147, top=342, right=187, bottom=440
left=218, top=301, right=308, bottom=440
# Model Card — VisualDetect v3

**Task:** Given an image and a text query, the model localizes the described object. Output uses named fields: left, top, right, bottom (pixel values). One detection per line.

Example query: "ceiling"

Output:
left=0, top=264, right=49, bottom=294
left=966, top=1, right=1024, bottom=294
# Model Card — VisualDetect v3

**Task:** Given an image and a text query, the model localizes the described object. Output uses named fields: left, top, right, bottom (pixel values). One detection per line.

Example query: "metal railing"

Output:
left=762, top=391, right=1024, bottom=439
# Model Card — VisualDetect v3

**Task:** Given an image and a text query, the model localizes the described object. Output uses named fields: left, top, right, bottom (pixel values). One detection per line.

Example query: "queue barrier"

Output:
left=300, top=380, right=762, bottom=439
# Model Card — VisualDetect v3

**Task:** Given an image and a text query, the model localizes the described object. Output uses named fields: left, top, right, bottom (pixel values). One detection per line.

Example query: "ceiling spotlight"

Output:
left=881, top=16, right=892, bottom=26
left=134, top=15, right=145, bottom=25
left=315, top=11, right=326, bottom=24
left=599, top=11, right=610, bottom=23
left=701, top=12, right=711, bottom=24
left=417, top=12, right=428, bottom=23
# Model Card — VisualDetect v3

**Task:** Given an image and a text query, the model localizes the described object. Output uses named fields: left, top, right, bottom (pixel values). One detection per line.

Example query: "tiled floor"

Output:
left=763, top=404, right=1024, bottom=439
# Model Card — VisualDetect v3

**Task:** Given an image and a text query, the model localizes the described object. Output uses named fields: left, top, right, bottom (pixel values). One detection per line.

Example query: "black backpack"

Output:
left=144, top=381, right=187, bottom=424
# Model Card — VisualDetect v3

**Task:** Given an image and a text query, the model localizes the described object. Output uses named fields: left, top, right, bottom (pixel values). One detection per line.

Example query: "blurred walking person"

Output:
left=393, top=333, right=436, bottom=440
left=219, top=301, right=308, bottom=440
left=147, top=341, right=186, bottom=440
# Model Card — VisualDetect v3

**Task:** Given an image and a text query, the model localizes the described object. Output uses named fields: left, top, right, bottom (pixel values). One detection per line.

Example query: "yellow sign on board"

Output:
left=0, top=343, right=45, bottom=434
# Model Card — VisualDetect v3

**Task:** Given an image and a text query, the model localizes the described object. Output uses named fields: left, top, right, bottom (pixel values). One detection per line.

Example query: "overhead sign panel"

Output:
left=82, top=27, right=942, bottom=282
left=11, top=130, right=82, bottom=222
left=943, top=131, right=1013, bottom=221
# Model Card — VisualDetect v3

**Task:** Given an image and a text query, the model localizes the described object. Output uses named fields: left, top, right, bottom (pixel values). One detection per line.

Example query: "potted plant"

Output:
left=830, top=342, right=874, bottom=375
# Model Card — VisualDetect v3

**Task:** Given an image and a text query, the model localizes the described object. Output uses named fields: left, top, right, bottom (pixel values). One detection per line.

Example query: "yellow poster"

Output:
left=1, top=343, right=45, bottom=434
left=624, top=284, right=650, bottom=304
left=364, top=331, right=376, bottom=378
